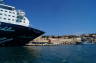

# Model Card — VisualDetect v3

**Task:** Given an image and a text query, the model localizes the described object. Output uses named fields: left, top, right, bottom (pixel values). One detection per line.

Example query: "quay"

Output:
left=26, top=33, right=96, bottom=46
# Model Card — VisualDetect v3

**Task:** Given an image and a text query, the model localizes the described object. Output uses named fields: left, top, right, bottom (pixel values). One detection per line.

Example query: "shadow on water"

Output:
left=0, top=46, right=41, bottom=63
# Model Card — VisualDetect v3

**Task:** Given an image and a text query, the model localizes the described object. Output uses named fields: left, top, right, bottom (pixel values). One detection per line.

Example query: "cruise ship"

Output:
left=0, top=0, right=44, bottom=46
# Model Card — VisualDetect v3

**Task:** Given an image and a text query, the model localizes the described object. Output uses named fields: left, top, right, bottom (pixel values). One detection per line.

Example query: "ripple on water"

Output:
left=0, top=45, right=95, bottom=63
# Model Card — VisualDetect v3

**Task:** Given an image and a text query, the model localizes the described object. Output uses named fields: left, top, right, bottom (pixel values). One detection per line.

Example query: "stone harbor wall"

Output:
left=27, top=34, right=96, bottom=45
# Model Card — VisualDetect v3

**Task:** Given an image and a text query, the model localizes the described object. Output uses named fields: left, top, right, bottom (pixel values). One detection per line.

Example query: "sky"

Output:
left=5, top=0, right=96, bottom=35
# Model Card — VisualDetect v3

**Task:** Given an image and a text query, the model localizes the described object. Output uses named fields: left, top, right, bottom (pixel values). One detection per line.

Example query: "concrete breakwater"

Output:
left=27, top=33, right=96, bottom=45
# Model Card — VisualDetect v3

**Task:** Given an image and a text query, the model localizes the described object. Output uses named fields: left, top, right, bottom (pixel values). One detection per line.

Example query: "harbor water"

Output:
left=0, top=44, right=96, bottom=63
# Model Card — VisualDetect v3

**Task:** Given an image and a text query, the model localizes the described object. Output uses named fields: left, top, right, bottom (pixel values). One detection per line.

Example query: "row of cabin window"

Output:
left=0, top=9, right=16, bottom=14
left=0, top=13, right=16, bottom=18
left=0, top=17, right=15, bottom=21
left=0, top=17, right=25, bottom=23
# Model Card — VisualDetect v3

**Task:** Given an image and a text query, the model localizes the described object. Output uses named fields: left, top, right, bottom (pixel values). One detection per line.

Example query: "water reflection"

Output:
left=0, top=46, right=41, bottom=63
left=0, top=45, right=96, bottom=63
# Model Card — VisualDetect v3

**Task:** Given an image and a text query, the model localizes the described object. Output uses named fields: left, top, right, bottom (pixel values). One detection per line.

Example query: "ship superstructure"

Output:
left=0, top=0, right=44, bottom=46
left=0, top=2, right=29, bottom=26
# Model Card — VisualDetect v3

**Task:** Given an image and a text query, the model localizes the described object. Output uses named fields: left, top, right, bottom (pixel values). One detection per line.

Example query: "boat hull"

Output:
left=0, top=22, right=44, bottom=46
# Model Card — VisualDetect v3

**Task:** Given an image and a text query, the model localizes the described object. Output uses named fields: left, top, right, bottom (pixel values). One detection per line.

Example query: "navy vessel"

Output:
left=0, top=0, right=44, bottom=46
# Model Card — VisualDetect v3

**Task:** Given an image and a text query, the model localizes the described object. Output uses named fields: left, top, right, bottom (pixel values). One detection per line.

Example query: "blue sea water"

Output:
left=0, top=45, right=96, bottom=63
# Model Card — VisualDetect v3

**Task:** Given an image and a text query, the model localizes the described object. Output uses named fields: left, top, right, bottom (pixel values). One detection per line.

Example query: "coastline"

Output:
left=26, top=33, right=96, bottom=46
